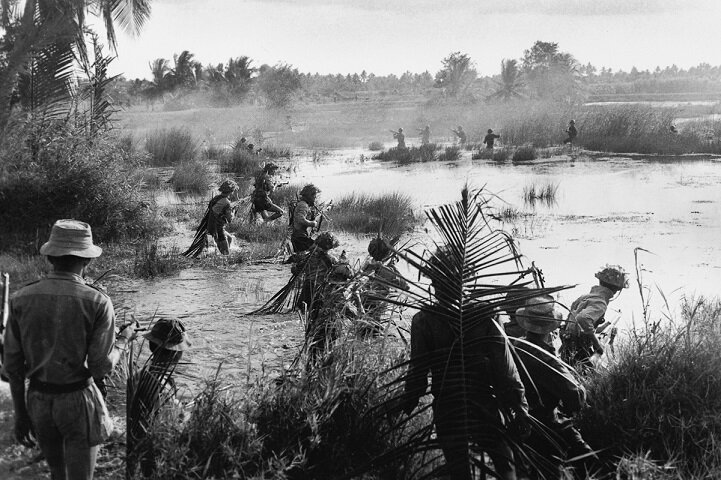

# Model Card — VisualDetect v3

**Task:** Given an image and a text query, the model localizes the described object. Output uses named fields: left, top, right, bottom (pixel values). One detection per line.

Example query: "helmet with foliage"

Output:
left=219, top=179, right=238, bottom=194
left=569, top=119, right=576, bottom=124
left=263, top=162, right=279, bottom=174
left=315, top=231, right=339, bottom=251
left=487, top=129, right=493, bottom=134
left=300, top=184, right=321, bottom=200
left=595, top=265, right=629, bottom=290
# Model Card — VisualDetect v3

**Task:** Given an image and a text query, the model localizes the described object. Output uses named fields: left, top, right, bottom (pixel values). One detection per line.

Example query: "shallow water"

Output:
left=120, top=149, right=721, bottom=390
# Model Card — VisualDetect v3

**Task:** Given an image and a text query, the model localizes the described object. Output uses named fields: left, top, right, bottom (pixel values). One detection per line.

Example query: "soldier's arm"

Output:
left=87, top=298, right=118, bottom=381
left=488, top=323, right=529, bottom=415
left=294, top=203, right=317, bottom=228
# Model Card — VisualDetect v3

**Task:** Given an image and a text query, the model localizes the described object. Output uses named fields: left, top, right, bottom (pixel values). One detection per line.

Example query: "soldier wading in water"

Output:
left=208, top=179, right=239, bottom=255
left=291, top=184, right=323, bottom=253
left=560, top=265, right=629, bottom=368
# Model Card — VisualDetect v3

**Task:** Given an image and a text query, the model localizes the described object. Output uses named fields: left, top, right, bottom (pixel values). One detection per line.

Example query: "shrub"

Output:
left=169, top=160, right=216, bottom=194
left=220, top=147, right=263, bottom=176
left=373, top=146, right=412, bottom=163
left=512, top=145, right=537, bottom=162
left=332, top=191, right=417, bottom=238
left=493, top=147, right=512, bottom=161
left=0, top=121, right=165, bottom=250
left=438, top=145, right=461, bottom=161
left=145, top=127, right=198, bottom=166
left=578, top=297, right=721, bottom=477
left=368, top=141, right=384, bottom=151
left=202, top=144, right=226, bottom=160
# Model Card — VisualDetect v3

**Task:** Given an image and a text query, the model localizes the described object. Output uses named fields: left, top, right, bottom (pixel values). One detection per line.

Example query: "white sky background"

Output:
left=105, top=0, right=721, bottom=80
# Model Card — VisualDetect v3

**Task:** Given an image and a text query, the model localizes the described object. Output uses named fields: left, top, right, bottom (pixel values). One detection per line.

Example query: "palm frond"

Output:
left=346, top=186, right=574, bottom=478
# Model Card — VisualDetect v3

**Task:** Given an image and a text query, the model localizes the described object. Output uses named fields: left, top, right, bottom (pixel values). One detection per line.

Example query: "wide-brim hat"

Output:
left=515, top=295, right=563, bottom=334
left=39, top=219, right=102, bottom=258
left=143, top=318, right=191, bottom=351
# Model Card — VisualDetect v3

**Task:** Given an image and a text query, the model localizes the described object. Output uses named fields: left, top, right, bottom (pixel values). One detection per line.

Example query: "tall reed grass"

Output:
left=134, top=338, right=426, bottom=479
left=169, top=160, right=216, bottom=194
left=522, top=181, right=558, bottom=205
left=133, top=241, right=186, bottom=278
left=578, top=296, right=721, bottom=478
left=220, top=147, right=263, bottom=176
left=331, top=192, right=418, bottom=238
left=145, top=127, right=199, bottom=166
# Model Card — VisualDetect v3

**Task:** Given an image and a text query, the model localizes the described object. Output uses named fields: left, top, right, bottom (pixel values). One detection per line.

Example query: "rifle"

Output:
left=1, top=273, right=8, bottom=336
left=313, top=200, right=333, bottom=233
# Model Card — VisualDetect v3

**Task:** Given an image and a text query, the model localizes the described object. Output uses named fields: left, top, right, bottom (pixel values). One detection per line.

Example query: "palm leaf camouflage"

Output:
left=347, top=187, right=577, bottom=479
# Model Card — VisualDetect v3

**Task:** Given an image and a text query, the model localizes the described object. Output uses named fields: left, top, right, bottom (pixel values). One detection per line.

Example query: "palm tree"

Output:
left=434, top=52, right=477, bottom=98
left=489, top=59, right=525, bottom=102
left=167, top=50, right=199, bottom=89
left=0, top=0, right=152, bottom=136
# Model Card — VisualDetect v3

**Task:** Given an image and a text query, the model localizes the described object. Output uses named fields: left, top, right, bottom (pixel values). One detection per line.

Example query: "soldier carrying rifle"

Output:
left=390, top=127, right=406, bottom=149
left=451, top=125, right=467, bottom=145
left=417, top=125, right=431, bottom=145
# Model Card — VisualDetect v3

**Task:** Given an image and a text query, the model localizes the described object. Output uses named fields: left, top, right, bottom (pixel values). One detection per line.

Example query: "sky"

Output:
left=104, top=0, right=721, bottom=80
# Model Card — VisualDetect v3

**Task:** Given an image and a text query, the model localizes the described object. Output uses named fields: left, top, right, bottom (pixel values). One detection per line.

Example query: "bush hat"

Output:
left=264, top=162, right=279, bottom=173
left=515, top=295, right=563, bottom=334
left=143, top=318, right=191, bottom=351
left=595, top=265, right=629, bottom=290
left=40, top=219, right=102, bottom=258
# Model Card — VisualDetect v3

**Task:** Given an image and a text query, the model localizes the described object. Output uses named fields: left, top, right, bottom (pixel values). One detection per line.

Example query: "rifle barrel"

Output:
left=1, top=273, right=9, bottom=331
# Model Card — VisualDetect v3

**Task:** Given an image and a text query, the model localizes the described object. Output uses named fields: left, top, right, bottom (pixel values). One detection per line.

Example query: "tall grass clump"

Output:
left=227, top=221, right=288, bottom=245
left=373, top=144, right=438, bottom=163
left=138, top=340, right=421, bottom=479
left=261, top=144, right=293, bottom=158
left=512, top=145, right=537, bottom=162
left=578, top=296, right=721, bottom=477
left=331, top=192, right=417, bottom=238
left=220, top=146, right=263, bottom=176
left=145, top=127, right=199, bottom=166
left=522, top=181, right=558, bottom=205
left=0, top=119, right=166, bottom=251
left=437, top=145, right=461, bottom=161
left=368, top=141, right=384, bottom=151
left=169, top=160, right=216, bottom=194
left=578, top=106, right=721, bottom=154
left=133, top=241, right=185, bottom=278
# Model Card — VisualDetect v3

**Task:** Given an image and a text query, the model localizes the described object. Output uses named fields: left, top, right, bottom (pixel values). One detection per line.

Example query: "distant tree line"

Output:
left=107, top=41, right=721, bottom=109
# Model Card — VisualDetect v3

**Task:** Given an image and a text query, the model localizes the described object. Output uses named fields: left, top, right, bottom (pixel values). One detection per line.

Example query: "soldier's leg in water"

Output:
left=216, top=230, right=230, bottom=255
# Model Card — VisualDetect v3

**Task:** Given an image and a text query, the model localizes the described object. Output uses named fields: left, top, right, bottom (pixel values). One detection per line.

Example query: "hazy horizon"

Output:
left=101, top=0, right=721, bottom=81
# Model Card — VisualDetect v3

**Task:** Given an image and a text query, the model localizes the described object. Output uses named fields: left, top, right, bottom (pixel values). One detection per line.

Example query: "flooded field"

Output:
left=118, top=149, right=721, bottom=394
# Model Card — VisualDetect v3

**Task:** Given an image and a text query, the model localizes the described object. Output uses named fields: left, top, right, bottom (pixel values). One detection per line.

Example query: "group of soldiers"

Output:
left=391, top=120, right=578, bottom=151
left=2, top=147, right=629, bottom=479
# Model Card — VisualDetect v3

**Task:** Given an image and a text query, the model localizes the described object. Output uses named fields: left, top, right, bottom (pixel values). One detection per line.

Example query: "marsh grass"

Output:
left=331, top=191, right=417, bottom=238
left=220, top=147, right=263, bottom=176
left=137, top=337, right=426, bottom=479
left=228, top=221, right=288, bottom=245
left=437, top=145, right=461, bottom=162
left=512, top=145, right=537, bottom=162
left=522, top=181, right=558, bottom=206
left=262, top=144, right=293, bottom=158
left=578, top=296, right=721, bottom=478
left=145, top=127, right=199, bottom=166
left=202, top=144, right=226, bottom=160
left=133, top=241, right=186, bottom=278
left=368, top=141, right=385, bottom=151
left=130, top=168, right=163, bottom=189
left=169, top=160, right=216, bottom=194
left=373, top=144, right=438, bottom=163
left=0, top=253, right=49, bottom=288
